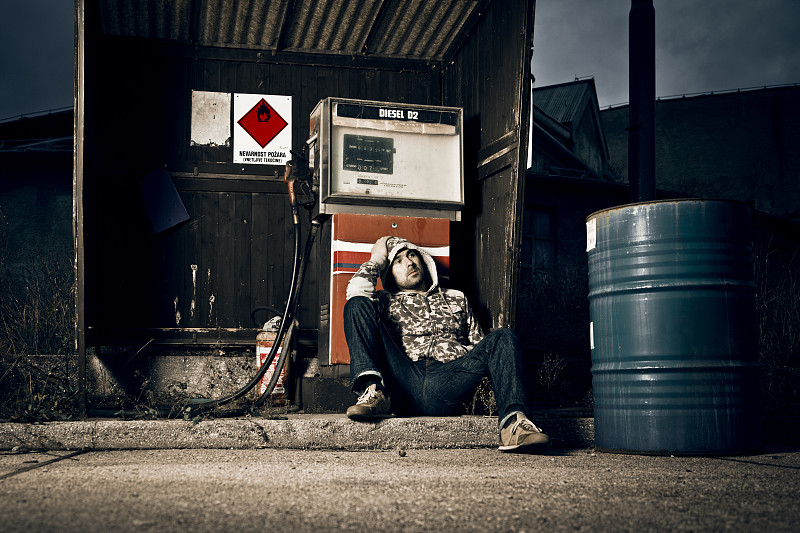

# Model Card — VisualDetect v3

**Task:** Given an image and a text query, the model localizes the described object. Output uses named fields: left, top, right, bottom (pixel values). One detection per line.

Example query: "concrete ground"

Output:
left=1, top=415, right=799, bottom=532
left=2, top=446, right=799, bottom=532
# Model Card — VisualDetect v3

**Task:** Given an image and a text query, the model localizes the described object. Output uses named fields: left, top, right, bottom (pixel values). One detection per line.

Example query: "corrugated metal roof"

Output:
left=98, top=0, right=484, bottom=62
left=533, top=80, right=594, bottom=125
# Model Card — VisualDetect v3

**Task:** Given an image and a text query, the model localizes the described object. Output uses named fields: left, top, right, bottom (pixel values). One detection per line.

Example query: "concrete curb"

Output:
left=0, top=415, right=594, bottom=451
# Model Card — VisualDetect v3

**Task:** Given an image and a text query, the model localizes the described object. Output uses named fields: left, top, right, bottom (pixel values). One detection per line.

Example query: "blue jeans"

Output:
left=343, top=296, right=531, bottom=428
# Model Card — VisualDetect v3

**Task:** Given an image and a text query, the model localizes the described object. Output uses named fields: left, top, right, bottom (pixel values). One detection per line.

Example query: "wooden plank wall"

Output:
left=82, top=35, right=440, bottom=345
left=443, top=0, right=535, bottom=331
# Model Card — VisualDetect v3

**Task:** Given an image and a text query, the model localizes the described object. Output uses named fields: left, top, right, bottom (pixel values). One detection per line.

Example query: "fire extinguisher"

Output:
left=256, top=315, right=289, bottom=400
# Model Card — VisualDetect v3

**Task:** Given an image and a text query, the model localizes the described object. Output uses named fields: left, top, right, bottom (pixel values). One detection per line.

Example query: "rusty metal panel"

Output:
left=98, top=0, right=193, bottom=41
left=196, top=0, right=288, bottom=48
left=320, top=213, right=451, bottom=365
left=282, top=0, right=383, bottom=54
left=366, top=0, right=477, bottom=60
left=96, top=0, right=481, bottom=61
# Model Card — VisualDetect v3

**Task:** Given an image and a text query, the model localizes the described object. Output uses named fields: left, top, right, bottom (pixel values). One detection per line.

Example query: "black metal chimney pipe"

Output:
left=629, top=0, right=656, bottom=202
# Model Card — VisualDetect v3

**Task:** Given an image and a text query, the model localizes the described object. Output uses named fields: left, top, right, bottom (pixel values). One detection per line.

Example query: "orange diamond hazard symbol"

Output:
left=237, top=99, right=288, bottom=148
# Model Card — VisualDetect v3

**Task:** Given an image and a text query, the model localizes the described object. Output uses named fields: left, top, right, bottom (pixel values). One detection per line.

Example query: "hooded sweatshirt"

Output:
left=346, top=237, right=484, bottom=363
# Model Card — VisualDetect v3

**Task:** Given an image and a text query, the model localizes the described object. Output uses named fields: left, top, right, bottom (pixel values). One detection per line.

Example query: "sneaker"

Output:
left=499, top=413, right=550, bottom=453
left=346, top=384, right=392, bottom=420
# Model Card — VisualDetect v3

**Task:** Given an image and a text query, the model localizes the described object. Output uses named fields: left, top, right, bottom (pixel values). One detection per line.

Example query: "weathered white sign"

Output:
left=190, top=91, right=231, bottom=147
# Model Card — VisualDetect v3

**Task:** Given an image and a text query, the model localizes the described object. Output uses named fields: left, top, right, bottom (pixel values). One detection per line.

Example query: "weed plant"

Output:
left=0, top=206, right=78, bottom=419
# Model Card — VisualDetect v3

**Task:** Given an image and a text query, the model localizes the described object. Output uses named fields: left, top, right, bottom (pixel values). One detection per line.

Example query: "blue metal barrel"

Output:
left=587, top=200, right=761, bottom=454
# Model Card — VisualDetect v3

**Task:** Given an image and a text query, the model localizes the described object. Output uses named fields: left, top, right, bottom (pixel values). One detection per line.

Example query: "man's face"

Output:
left=390, top=248, right=427, bottom=292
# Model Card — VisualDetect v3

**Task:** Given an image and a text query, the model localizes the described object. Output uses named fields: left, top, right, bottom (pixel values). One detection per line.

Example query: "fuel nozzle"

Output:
left=284, top=149, right=317, bottom=216
left=284, top=161, right=299, bottom=224
left=284, top=161, right=297, bottom=205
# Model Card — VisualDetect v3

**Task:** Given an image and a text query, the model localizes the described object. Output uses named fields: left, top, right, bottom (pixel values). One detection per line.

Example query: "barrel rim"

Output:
left=585, top=198, right=752, bottom=223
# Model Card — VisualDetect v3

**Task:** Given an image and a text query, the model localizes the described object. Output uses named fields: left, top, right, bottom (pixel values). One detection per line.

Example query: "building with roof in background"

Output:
left=0, top=109, right=74, bottom=286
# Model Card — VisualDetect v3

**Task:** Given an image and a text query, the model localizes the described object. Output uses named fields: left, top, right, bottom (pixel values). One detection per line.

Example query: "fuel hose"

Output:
left=253, top=214, right=326, bottom=406
left=183, top=162, right=327, bottom=414
left=86, top=161, right=324, bottom=419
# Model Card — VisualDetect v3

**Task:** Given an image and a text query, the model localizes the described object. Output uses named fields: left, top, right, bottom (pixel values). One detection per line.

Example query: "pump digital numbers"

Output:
left=343, top=134, right=393, bottom=175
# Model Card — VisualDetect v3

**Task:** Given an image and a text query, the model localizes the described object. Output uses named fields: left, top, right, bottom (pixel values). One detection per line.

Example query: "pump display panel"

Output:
left=309, top=98, right=464, bottom=219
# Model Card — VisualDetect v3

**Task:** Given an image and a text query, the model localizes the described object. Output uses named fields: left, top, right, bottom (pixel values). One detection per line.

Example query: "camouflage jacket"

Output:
left=346, top=238, right=484, bottom=363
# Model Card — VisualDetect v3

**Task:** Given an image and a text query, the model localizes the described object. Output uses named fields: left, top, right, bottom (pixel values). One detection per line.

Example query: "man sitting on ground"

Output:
left=343, top=236, right=549, bottom=453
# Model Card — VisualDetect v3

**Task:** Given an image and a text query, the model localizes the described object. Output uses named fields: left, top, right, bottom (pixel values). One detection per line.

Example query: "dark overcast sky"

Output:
left=0, top=2, right=74, bottom=121
left=533, top=0, right=800, bottom=108
left=1, top=1, right=799, bottom=120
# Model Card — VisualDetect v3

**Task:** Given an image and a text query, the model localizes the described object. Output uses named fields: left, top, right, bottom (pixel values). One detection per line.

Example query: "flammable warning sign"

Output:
left=234, top=94, right=292, bottom=165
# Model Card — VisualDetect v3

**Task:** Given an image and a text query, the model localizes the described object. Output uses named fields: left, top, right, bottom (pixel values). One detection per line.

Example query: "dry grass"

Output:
left=0, top=206, right=78, bottom=419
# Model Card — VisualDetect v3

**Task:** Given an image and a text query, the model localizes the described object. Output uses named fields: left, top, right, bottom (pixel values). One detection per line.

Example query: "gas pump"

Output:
left=306, top=98, right=464, bottom=365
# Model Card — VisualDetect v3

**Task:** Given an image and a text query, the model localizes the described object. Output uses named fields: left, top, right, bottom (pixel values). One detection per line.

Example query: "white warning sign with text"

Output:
left=234, top=94, right=292, bottom=165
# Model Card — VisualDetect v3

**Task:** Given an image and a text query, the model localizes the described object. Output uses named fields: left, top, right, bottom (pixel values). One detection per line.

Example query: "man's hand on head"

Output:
left=369, top=236, right=391, bottom=267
